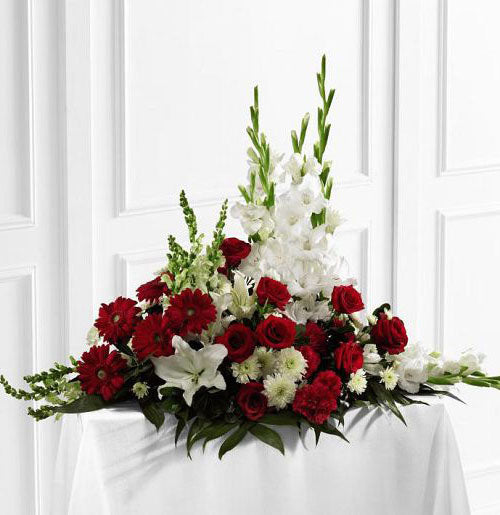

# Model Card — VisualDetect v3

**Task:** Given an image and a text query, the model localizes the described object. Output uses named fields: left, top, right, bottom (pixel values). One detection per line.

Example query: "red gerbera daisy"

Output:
left=132, top=313, right=174, bottom=361
left=136, top=276, right=169, bottom=304
left=77, top=345, right=127, bottom=401
left=95, top=296, right=140, bottom=344
left=166, top=288, right=217, bottom=336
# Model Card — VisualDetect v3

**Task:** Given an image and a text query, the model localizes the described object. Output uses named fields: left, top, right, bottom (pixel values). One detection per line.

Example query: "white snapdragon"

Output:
left=263, top=374, right=297, bottom=409
left=275, top=348, right=307, bottom=381
left=86, top=326, right=101, bottom=346
left=347, top=369, right=367, bottom=394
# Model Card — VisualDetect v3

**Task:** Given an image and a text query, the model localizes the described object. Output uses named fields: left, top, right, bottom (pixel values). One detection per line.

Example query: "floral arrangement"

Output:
left=2, top=56, right=499, bottom=458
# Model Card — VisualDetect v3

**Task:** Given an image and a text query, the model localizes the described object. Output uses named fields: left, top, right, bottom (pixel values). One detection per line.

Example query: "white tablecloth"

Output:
left=52, top=399, right=470, bottom=515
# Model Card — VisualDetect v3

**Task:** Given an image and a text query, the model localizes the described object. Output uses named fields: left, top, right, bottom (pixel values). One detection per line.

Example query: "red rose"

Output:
left=371, top=314, right=408, bottom=355
left=216, top=323, right=256, bottom=363
left=305, top=322, right=327, bottom=354
left=299, top=345, right=321, bottom=378
left=136, top=276, right=169, bottom=304
left=220, top=238, right=251, bottom=268
left=256, top=316, right=296, bottom=349
left=334, top=341, right=363, bottom=374
left=331, top=285, right=364, bottom=314
left=314, top=370, right=342, bottom=398
left=166, top=288, right=217, bottom=337
left=331, top=317, right=345, bottom=328
left=292, top=383, right=338, bottom=425
left=77, top=345, right=127, bottom=401
left=95, top=296, right=141, bottom=344
left=256, top=277, right=291, bottom=310
left=236, top=382, right=268, bottom=421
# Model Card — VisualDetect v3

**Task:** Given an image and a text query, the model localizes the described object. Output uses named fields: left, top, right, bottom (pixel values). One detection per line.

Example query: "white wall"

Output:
left=0, top=1, right=499, bottom=513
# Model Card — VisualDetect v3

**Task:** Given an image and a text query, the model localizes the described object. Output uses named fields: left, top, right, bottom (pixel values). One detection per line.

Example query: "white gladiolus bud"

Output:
left=367, top=314, right=377, bottom=326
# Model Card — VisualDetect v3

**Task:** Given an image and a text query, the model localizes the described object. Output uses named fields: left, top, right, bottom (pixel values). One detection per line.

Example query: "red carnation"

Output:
left=299, top=345, right=321, bottom=378
left=256, top=277, right=291, bottom=310
left=136, top=276, right=169, bottom=304
left=95, top=296, right=140, bottom=344
left=132, top=313, right=174, bottom=361
left=220, top=237, right=251, bottom=268
left=305, top=322, right=327, bottom=354
left=371, top=313, right=408, bottom=355
left=293, top=383, right=338, bottom=425
left=314, top=370, right=342, bottom=398
left=236, top=382, right=268, bottom=421
left=216, top=323, right=256, bottom=363
left=166, top=288, right=217, bottom=337
left=334, top=340, right=364, bottom=375
left=256, top=315, right=296, bottom=349
left=331, top=285, right=364, bottom=314
left=77, top=345, right=127, bottom=401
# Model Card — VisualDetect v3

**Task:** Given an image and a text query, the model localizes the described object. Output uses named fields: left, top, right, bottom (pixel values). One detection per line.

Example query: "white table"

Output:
left=52, top=399, right=470, bottom=515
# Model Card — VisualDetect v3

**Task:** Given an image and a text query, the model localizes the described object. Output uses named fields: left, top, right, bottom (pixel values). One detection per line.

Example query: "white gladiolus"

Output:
left=458, top=350, right=485, bottom=375
left=86, top=326, right=101, bottom=346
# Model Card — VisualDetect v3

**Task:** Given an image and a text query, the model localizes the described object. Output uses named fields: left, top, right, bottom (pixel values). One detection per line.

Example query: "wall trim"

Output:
left=0, top=0, right=36, bottom=232
left=437, top=0, right=500, bottom=177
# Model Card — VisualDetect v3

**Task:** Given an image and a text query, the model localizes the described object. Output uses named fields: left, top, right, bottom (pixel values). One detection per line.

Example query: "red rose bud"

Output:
left=77, top=345, right=127, bottom=401
left=256, top=277, right=291, bottom=310
left=371, top=313, right=408, bottom=355
left=236, top=382, right=268, bottom=421
left=298, top=345, right=321, bottom=378
left=256, top=315, right=296, bottom=349
left=331, top=285, right=364, bottom=314
left=334, top=341, right=364, bottom=375
left=331, top=317, right=345, bottom=328
left=220, top=237, right=251, bottom=268
left=216, top=323, right=256, bottom=363
left=292, top=382, right=338, bottom=425
left=305, top=322, right=327, bottom=354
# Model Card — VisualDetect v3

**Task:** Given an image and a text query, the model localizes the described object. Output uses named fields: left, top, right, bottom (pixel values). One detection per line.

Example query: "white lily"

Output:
left=151, top=336, right=227, bottom=406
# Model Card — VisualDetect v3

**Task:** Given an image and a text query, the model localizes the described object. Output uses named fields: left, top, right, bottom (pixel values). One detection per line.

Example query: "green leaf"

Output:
left=186, top=417, right=207, bottom=458
left=258, top=412, right=301, bottom=426
left=370, top=382, right=406, bottom=426
left=315, top=421, right=350, bottom=443
left=218, top=422, right=252, bottom=460
left=174, top=417, right=186, bottom=446
left=52, top=394, right=107, bottom=414
left=199, top=422, right=238, bottom=451
left=314, top=426, right=321, bottom=446
left=139, top=400, right=165, bottom=431
left=249, top=424, right=285, bottom=455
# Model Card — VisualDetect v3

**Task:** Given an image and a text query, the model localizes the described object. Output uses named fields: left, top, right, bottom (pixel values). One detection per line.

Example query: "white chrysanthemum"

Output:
left=86, top=326, right=101, bottom=346
left=132, top=382, right=150, bottom=400
left=275, top=348, right=307, bottom=381
left=379, top=367, right=399, bottom=391
left=253, top=346, right=276, bottom=378
left=231, top=356, right=261, bottom=384
left=263, top=374, right=297, bottom=409
left=347, top=369, right=367, bottom=395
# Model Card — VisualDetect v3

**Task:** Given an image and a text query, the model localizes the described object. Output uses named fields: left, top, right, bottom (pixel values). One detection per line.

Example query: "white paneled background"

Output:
left=0, top=1, right=499, bottom=513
